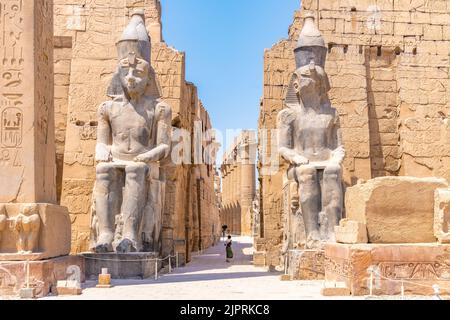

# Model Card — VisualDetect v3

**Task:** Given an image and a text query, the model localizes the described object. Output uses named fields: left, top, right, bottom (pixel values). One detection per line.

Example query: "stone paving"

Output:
left=40, top=237, right=436, bottom=300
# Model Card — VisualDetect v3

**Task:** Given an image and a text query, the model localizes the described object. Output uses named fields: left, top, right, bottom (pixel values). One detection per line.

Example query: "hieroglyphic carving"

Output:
left=378, top=255, right=450, bottom=281
left=0, top=266, right=18, bottom=294
left=1, top=107, right=22, bottom=147
left=0, top=0, right=25, bottom=171
left=35, top=0, right=53, bottom=145
left=324, top=256, right=354, bottom=278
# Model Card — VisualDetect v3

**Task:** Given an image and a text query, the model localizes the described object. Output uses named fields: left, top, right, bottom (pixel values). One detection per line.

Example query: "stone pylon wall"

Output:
left=220, top=131, right=257, bottom=236
left=53, top=0, right=221, bottom=261
left=258, top=0, right=450, bottom=266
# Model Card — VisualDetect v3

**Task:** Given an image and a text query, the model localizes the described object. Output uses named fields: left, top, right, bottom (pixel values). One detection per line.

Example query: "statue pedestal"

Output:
left=288, top=249, right=325, bottom=280
left=324, top=243, right=450, bottom=296
left=0, top=204, right=71, bottom=261
left=83, top=252, right=162, bottom=280
left=0, top=255, right=85, bottom=298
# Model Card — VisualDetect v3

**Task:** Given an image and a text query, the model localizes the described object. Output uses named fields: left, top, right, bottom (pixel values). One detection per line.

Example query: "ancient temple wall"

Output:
left=258, top=0, right=450, bottom=266
left=53, top=36, right=72, bottom=203
left=53, top=0, right=220, bottom=258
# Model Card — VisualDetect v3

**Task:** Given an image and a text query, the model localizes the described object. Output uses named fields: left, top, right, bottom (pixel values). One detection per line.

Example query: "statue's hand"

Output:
left=292, top=155, right=309, bottom=166
left=331, top=145, right=345, bottom=165
left=134, top=150, right=158, bottom=163
left=95, top=143, right=111, bottom=162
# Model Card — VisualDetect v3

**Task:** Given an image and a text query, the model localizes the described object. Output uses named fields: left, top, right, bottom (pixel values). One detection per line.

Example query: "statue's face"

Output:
left=118, top=52, right=150, bottom=98
left=293, top=60, right=330, bottom=106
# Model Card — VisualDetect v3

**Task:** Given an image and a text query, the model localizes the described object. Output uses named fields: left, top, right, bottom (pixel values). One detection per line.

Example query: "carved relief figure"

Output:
left=92, top=10, right=172, bottom=254
left=277, top=13, right=345, bottom=249
left=14, top=205, right=41, bottom=253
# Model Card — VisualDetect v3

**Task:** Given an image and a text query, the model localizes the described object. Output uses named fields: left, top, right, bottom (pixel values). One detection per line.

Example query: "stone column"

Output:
left=0, top=0, right=70, bottom=261
left=240, top=163, right=255, bottom=237
left=235, top=164, right=242, bottom=235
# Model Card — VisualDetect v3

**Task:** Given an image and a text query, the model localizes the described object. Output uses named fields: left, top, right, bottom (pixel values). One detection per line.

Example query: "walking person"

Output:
left=225, top=235, right=233, bottom=263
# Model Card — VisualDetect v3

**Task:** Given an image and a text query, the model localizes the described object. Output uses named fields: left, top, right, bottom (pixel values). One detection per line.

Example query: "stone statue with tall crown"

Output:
left=278, top=13, right=345, bottom=249
left=91, top=10, right=172, bottom=254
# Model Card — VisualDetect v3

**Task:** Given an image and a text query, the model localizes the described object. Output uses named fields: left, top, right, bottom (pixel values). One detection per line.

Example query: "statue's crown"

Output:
left=294, top=12, right=327, bottom=68
left=117, top=9, right=151, bottom=63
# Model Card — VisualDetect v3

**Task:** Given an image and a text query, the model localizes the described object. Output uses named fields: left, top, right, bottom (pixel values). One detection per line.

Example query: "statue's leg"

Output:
left=296, top=165, right=321, bottom=249
left=322, top=164, right=343, bottom=242
left=95, top=163, right=118, bottom=253
left=117, top=163, right=148, bottom=253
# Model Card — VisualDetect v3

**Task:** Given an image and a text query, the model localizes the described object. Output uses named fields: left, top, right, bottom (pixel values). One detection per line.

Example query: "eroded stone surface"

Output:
left=435, top=188, right=450, bottom=244
left=346, top=177, right=448, bottom=243
left=277, top=14, right=345, bottom=250
left=335, top=219, right=368, bottom=244
left=91, top=11, right=172, bottom=255
left=0, top=255, right=84, bottom=298
left=257, top=0, right=450, bottom=269
left=325, top=243, right=450, bottom=296
left=0, top=204, right=71, bottom=261
left=54, top=0, right=221, bottom=259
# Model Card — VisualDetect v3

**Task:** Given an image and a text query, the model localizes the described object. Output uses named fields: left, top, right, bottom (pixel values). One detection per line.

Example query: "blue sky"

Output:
left=160, top=0, right=300, bottom=156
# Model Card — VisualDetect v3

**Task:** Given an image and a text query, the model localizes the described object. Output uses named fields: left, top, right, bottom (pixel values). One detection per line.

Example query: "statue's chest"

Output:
left=295, top=112, right=333, bottom=133
left=110, top=104, right=155, bottom=134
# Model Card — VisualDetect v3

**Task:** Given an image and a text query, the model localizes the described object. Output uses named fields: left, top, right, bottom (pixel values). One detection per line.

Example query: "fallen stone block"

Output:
left=435, top=188, right=450, bottom=244
left=346, top=177, right=448, bottom=243
left=335, top=219, right=368, bottom=244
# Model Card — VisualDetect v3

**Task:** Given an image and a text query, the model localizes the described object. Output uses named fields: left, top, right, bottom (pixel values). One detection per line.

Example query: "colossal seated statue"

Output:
left=277, top=13, right=345, bottom=249
left=91, top=11, right=172, bottom=254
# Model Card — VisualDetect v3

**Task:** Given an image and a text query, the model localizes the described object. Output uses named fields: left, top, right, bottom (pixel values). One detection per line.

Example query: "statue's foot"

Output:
left=306, top=231, right=323, bottom=250
left=116, top=238, right=137, bottom=254
left=95, top=232, right=114, bottom=253
left=94, top=243, right=113, bottom=253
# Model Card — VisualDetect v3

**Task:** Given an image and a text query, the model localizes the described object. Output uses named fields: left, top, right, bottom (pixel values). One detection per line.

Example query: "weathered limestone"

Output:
left=277, top=13, right=345, bottom=250
left=56, top=265, right=82, bottom=295
left=0, top=204, right=70, bottom=261
left=287, top=250, right=325, bottom=280
left=335, top=219, right=368, bottom=245
left=0, top=0, right=71, bottom=262
left=325, top=243, right=450, bottom=296
left=220, top=131, right=257, bottom=236
left=91, top=11, right=172, bottom=255
left=0, top=255, right=84, bottom=298
left=258, top=0, right=450, bottom=268
left=435, top=189, right=450, bottom=244
left=53, top=0, right=221, bottom=261
left=346, top=177, right=448, bottom=243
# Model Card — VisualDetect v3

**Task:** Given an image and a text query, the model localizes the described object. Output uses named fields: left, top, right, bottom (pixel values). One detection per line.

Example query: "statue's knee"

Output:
left=324, top=164, right=341, bottom=181
left=126, top=163, right=148, bottom=180
left=96, top=163, right=115, bottom=176
left=296, top=165, right=317, bottom=184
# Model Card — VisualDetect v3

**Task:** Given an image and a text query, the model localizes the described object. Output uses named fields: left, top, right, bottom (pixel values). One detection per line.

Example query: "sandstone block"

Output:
left=0, top=255, right=84, bottom=298
left=321, top=282, right=351, bottom=296
left=0, top=204, right=71, bottom=261
left=325, top=243, right=450, bottom=296
left=288, top=250, right=325, bottom=280
left=346, top=177, right=448, bottom=243
left=253, top=251, right=266, bottom=267
left=335, top=219, right=368, bottom=244
left=434, top=189, right=450, bottom=244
